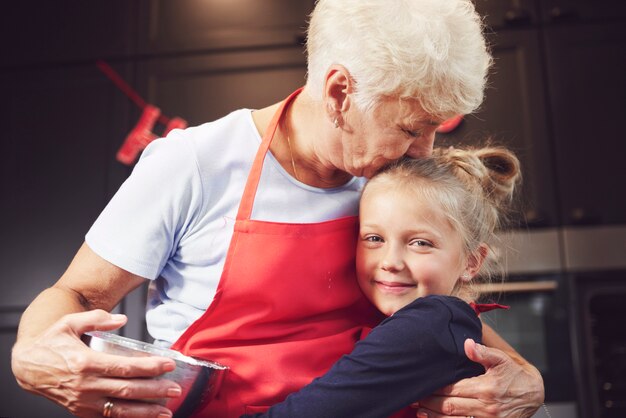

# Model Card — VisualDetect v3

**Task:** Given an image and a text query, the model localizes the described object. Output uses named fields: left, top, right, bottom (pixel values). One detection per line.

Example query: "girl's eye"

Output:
left=410, top=239, right=432, bottom=247
left=365, top=235, right=384, bottom=243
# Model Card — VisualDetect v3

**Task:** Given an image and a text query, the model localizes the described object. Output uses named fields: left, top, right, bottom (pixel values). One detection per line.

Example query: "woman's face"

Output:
left=332, top=97, right=443, bottom=178
left=356, top=182, right=468, bottom=316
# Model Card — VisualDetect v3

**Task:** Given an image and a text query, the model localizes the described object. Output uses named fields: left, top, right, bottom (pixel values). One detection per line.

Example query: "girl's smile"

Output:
left=372, top=280, right=417, bottom=295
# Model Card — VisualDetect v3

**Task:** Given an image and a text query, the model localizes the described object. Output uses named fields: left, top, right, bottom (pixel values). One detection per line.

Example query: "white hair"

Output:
left=305, top=0, right=492, bottom=119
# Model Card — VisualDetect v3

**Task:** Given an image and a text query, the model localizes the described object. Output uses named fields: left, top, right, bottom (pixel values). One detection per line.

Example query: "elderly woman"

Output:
left=12, top=1, right=544, bottom=417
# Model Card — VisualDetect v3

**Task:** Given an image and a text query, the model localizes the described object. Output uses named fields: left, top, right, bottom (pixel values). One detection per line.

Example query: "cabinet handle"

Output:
left=549, top=6, right=579, bottom=22
left=523, top=209, right=552, bottom=228
left=476, top=280, right=558, bottom=294
left=504, top=8, right=532, bottom=26
left=570, top=208, right=601, bottom=225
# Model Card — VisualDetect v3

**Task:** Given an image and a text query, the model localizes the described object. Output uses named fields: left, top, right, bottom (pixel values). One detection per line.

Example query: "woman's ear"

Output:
left=323, top=64, right=354, bottom=124
left=462, top=243, right=488, bottom=281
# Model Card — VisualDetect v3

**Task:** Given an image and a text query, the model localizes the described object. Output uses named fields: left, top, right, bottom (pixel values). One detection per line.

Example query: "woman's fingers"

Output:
left=53, top=312, right=177, bottom=380
left=82, top=350, right=176, bottom=379
left=45, top=382, right=175, bottom=418
left=103, top=399, right=173, bottom=418
left=43, top=373, right=180, bottom=417
left=13, top=309, right=180, bottom=418
left=59, top=309, right=127, bottom=335
left=96, top=398, right=173, bottom=418
left=96, top=376, right=181, bottom=400
left=414, top=394, right=497, bottom=418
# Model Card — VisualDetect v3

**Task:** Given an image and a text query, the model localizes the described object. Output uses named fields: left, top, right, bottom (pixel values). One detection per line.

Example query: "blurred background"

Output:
left=1, top=1, right=625, bottom=417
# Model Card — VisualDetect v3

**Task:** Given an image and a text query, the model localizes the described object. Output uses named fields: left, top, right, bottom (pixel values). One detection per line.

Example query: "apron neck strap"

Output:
left=237, top=87, right=304, bottom=220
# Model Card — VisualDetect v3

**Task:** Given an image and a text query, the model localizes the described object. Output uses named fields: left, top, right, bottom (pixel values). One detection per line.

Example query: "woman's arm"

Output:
left=11, top=243, right=181, bottom=418
left=244, top=296, right=484, bottom=418
left=414, top=324, right=544, bottom=418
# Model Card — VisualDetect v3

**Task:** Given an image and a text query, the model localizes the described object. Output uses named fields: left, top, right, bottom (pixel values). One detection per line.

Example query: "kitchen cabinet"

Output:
left=436, top=28, right=558, bottom=228
left=135, top=46, right=307, bottom=125
left=473, top=0, right=541, bottom=29
left=0, top=63, right=134, bottom=308
left=137, top=0, right=314, bottom=54
left=542, top=22, right=626, bottom=225
left=1, top=1, right=138, bottom=69
left=448, top=1, right=626, bottom=228
left=0, top=62, right=134, bottom=417
left=474, top=0, right=626, bottom=29
left=539, top=0, right=626, bottom=23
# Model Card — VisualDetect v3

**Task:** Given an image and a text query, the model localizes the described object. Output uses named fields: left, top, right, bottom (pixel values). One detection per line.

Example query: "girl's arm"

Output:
left=244, top=296, right=484, bottom=418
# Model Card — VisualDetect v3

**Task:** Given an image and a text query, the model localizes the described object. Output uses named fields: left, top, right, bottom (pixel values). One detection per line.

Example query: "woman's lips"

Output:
left=374, top=280, right=416, bottom=295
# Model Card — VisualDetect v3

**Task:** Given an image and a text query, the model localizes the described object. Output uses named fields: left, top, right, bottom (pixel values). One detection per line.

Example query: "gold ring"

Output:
left=103, top=400, right=114, bottom=418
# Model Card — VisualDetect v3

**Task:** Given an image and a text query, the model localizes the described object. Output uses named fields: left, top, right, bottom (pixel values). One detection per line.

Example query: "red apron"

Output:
left=171, top=89, right=383, bottom=417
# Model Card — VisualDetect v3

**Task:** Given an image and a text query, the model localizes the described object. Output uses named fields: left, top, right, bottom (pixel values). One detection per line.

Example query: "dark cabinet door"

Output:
left=1, top=63, right=134, bottom=307
left=473, top=0, right=540, bottom=30
left=0, top=63, right=134, bottom=418
left=135, top=46, right=307, bottom=126
left=1, top=0, right=138, bottom=68
left=540, top=0, right=626, bottom=23
left=436, top=29, right=558, bottom=228
left=137, top=0, right=314, bottom=54
left=542, top=22, right=626, bottom=225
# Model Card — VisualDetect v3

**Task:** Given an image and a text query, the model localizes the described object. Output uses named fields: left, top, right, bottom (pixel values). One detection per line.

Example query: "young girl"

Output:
left=243, top=146, right=521, bottom=418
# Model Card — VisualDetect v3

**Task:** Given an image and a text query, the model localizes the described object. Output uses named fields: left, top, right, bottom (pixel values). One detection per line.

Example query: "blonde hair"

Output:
left=305, top=0, right=492, bottom=119
left=364, top=146, right=521, bottom=301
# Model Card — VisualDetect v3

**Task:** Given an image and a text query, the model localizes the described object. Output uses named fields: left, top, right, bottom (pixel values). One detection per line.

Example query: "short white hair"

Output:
left=305, top=0, right=492, bottom=119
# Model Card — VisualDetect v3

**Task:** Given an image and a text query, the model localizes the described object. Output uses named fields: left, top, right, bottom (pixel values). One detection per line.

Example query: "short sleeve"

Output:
left=86, top=131, right=204, bottom=279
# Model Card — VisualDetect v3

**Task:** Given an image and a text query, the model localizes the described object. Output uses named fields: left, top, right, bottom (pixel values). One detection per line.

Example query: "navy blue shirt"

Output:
left=242, top=295, right=485, bottom=418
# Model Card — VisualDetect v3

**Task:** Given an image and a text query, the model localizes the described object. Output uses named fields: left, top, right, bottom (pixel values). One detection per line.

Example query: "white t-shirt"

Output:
left=86, top=109, right=365, bottom=345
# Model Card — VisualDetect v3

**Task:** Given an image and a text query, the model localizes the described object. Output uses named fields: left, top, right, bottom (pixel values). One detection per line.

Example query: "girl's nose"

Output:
left=381, top=247, right=404, bottom=272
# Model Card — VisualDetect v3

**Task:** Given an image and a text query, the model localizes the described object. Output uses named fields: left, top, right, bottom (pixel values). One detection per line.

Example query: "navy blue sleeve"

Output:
left=242, top=295, right=484, bottom=418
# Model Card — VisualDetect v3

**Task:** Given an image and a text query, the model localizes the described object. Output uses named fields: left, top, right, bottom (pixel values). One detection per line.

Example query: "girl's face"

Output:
left=356, top=181, right=470, bottom=316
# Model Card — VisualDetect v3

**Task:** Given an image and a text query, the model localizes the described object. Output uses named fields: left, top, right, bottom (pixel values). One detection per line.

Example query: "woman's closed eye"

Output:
left=403, top=128, right=423, bottom=138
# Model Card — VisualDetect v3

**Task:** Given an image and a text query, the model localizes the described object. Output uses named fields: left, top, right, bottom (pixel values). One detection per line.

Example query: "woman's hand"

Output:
left=12, top=309, right=181, bottom=418
left=412, top=339, right=544, bottom=418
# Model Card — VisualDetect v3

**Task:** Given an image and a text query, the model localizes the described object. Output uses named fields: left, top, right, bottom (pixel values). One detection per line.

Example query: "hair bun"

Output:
left=477, top=149, right=518, bottom=177
left=434, top=146, right=521, bottom=207
left=475, top=147, right=521, bottom=206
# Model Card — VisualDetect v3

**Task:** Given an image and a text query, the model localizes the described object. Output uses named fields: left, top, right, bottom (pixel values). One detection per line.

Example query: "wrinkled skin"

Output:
left=12, top=310, right=181, bottom=418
